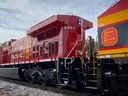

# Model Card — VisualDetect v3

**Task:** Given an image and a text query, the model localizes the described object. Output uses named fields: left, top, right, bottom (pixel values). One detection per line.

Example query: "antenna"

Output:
left=66, top=12, right=73, bottom=15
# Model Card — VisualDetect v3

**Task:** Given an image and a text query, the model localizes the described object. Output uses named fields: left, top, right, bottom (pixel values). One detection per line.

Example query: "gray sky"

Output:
left=0, top=0, right=116, bottom=43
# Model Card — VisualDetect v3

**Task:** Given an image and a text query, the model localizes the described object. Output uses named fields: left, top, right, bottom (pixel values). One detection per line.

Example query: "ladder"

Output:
left=57, top=58, right=72, bottom=87
left=85, top=36, right=98, bottom=91
left=85, top=61, right=98, bottom=91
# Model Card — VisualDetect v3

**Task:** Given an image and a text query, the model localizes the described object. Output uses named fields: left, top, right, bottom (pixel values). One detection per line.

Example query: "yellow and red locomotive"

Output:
left=97, top=0, right=128, bottom=95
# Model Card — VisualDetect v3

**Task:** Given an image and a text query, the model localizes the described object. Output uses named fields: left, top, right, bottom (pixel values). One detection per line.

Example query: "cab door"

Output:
left=49, top=41, right=58, bottom=57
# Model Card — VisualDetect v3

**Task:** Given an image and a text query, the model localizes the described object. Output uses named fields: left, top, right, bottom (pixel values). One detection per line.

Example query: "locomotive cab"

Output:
left=27, top=15, right=92, bottom=59
left=26, top=15, right=93, bottom=87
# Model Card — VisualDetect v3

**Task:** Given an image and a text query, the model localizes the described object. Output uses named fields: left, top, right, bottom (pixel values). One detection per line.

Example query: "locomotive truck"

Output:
left=0, top=0, right=128, bottom=95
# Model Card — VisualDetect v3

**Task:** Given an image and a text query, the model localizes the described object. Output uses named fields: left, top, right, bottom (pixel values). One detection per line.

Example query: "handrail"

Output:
left=66, top=40, right=78, bottom=59
left=82, top=41, right=86, bottom=55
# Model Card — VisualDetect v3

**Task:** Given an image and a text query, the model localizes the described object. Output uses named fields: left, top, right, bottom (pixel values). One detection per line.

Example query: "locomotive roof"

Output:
left=98, top=0, right=128, bottom=28
left=98, top=0, right=128, bottom=18
left=27, top=15, right=92, bottom=36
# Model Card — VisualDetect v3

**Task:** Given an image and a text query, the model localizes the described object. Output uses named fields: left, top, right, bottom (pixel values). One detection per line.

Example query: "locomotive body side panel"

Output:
left=97, top=0, right=128, bottom=59
left=10, top=36, right=31, bottom=64
left=96, top=1, right=128, bottom=95
left=0, top=15, right=92, bottom=66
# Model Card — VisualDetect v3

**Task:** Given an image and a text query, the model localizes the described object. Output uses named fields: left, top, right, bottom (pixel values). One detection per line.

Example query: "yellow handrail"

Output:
left=66, top=40, right=78, bottom=59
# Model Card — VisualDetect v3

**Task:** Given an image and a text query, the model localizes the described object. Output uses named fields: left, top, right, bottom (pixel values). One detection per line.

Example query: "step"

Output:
left=61, top=78, right=68, bottom=81
left=74, top=68, right=80, bottom=70
left=91, top=61, right=97, bottom=63
left=89, top=74, right=97, bottom=76
left=66, top=62, right=71, bottom=64
left=63, top=73, right=69, bottom=75
left=85, top=86, right=97, bottom=90
left=59, top=83, right=66, bottom=86
left=88, top=80, right=97, bottom=82
left=90, top=68, right=96, bottom=69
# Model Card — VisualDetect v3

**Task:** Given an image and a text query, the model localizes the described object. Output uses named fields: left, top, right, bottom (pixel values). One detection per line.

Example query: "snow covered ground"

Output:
left=0, top=80, right=69, bottom=96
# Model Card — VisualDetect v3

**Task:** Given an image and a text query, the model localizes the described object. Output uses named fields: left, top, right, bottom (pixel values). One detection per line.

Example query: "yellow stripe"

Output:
left=98, top=9, right=128, bottom=27
left=97, top=53, right=128, bottom=59
left=98, top=48, right=128, bottom=55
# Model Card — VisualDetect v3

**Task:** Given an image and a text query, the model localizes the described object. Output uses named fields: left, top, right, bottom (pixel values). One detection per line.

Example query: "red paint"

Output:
left=99, top=45, right=128, bottom=51
left=98, top=0, right=128, bottom=18
left=0, top=15, right=92, bottom=65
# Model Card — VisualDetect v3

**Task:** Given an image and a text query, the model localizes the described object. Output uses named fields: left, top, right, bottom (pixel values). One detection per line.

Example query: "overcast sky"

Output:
left=0, top=0, right=116, bottom=43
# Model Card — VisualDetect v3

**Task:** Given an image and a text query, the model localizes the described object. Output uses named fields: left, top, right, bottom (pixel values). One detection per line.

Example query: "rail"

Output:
left=82, top=41, right=86, bottom=55
left=65, top=40, right=78, bottom=59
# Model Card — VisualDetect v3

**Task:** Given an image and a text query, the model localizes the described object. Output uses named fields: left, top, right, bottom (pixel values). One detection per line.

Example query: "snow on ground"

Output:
left=0, top=80, right=69, bottom=96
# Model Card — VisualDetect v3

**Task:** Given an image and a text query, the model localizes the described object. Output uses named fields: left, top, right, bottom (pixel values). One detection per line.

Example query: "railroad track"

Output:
left=0, top=78, right=100, bottom=96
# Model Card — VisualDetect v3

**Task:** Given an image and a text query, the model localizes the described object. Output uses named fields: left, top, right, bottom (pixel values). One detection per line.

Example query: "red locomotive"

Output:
left=0, top=15, right=92, bottom=88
